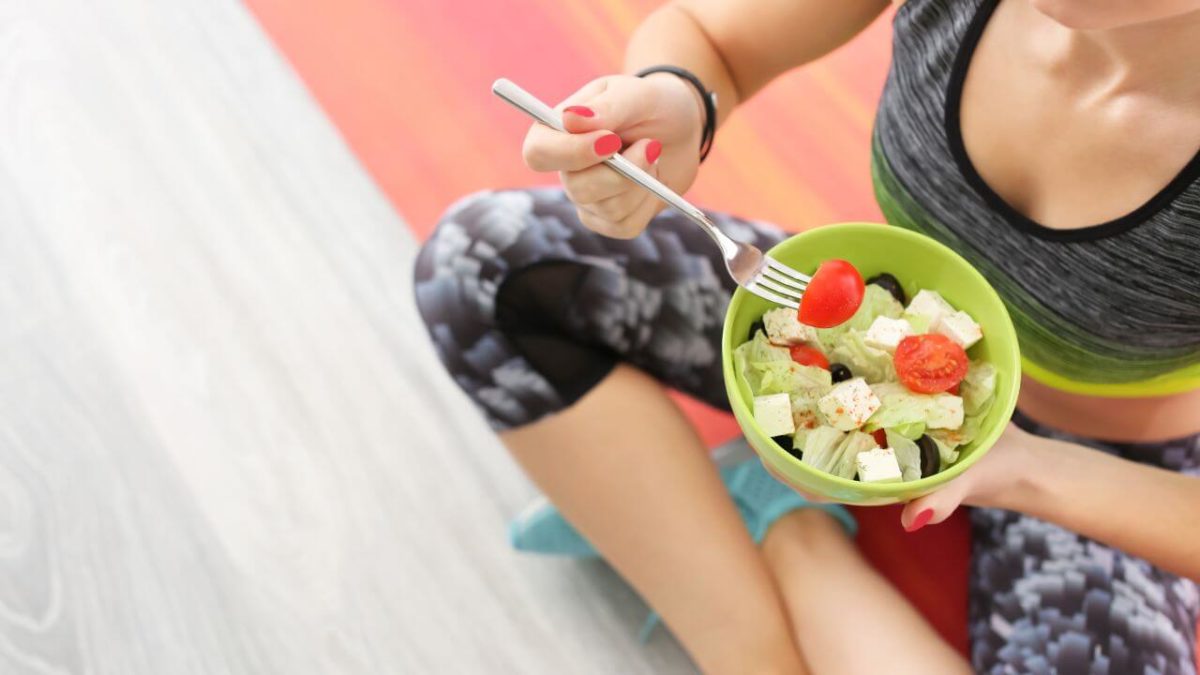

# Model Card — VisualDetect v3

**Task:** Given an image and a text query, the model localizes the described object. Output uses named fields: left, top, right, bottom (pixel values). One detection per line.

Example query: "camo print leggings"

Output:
left=414, top=188, right=1200, bottom=674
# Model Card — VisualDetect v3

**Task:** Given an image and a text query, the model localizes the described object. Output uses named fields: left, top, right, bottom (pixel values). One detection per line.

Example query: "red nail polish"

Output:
left=905, top=509, right=933, bottom=533
left=564, top=105, right=594, bottom=118
left=594, top=133, right=622, bottom=156
left=645, top=139, right=662, bottom=164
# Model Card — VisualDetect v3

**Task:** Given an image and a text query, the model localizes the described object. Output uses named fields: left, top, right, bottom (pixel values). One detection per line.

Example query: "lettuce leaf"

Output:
left=733, top=331, right=791, bottom=394
left=902, top=311, right=932, bottom=335
left=961, top=361, right=997, bottom=416
left=828, top=330, right=897, bottom=383
left=751, top=361, right=833, bottom=397
left=890, top=421, right=927, bottom=440
left=792, top=426, right=813, bottom=453
left=928, top=435, right=959, bottom=468
left=734, top=329, right=833, bottom=398
left=885, top=430, right=923, bottom=482
left=831, top=431, right=879, bottom=480
left=790, top=390, right=827, bottom=434
left=866, top=382, right=963, bottom=431
left=799, top=426, right=846, bottom=473
left=814, top=285, right=904, bottom=352
left=928, top=397, right=992, bottom=450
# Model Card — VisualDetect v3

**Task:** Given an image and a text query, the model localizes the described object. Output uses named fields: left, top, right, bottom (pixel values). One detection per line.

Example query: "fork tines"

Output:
left=748, top=257, right=810, bottom=309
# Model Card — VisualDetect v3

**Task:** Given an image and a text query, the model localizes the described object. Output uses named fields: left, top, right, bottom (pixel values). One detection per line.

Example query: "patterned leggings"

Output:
left=414, top=188, right=1200, bottom=674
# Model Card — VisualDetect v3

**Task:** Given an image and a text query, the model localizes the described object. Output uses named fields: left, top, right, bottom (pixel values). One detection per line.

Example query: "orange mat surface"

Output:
left=244, top=0, right=965, bottom=657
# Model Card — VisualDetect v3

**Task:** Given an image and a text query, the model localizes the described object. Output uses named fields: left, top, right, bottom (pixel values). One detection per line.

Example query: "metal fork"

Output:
left=491, top=78, right=809, bottom=309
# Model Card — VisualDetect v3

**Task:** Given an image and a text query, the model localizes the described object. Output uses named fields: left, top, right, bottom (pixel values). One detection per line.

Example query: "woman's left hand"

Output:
left=898, top=421, right=1038, bottom=531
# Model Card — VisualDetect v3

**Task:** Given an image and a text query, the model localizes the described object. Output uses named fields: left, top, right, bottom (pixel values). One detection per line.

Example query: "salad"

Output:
left=734, top=270, right=998, bottom=484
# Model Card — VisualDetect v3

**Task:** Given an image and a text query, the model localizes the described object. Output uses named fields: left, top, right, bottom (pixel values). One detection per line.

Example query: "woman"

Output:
left=415, top=0, right=1200, bottom=672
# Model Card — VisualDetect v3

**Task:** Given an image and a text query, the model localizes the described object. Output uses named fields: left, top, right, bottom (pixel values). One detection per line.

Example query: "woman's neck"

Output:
left=1024, top=1, right=1200, bottom=96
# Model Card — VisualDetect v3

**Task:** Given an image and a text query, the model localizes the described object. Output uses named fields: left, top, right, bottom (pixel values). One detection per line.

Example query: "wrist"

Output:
left=981, top=434, right=1055, bottom=513
left=634, top=66, right=715, bottom=160
left=643, top=71, right=706, bottom=132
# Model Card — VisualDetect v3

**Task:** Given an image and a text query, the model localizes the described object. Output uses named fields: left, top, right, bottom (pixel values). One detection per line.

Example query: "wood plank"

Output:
left=0, top=1, right=690, bottom=671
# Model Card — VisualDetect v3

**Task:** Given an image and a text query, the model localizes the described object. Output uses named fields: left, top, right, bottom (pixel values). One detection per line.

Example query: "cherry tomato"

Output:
left=798, top=259, right=865, bottom=329
left=949, top=382, right=961, bottom=396
left=871, top=429, right=888, bottom=448
left=788, top=344, right=830, bottom=370
left=893, top=334, right=969, bottom=394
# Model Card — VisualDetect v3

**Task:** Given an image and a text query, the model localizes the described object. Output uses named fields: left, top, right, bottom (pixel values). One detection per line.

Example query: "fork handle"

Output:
left=491, top=78, right=715, bottom=231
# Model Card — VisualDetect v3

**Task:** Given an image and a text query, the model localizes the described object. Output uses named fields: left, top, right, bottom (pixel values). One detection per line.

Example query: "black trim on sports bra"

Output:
left=944, top=0, right=1200, bottom=243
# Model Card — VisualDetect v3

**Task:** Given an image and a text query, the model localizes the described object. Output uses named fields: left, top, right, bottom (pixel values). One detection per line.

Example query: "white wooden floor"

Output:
left=0, top=1, right=693, bottom=672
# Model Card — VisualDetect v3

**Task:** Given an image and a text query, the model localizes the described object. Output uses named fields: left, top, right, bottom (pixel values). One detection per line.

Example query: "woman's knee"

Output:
left=413, top=188, right=585, bottom=430
left=762, top=508, right=856, bottom=570
left=415, top=189, right=534, bottom=327
left=417, top=189, right=509, bottom=283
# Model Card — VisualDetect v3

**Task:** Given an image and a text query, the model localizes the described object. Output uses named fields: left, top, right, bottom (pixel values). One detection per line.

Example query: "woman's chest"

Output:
left=872, top=0, right=1200, bottom=387
left=958, top=0, right=1200, bottom=232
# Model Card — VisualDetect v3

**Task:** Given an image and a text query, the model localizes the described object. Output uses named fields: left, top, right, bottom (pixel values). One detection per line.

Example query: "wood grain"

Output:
left=0, top=1, right=691, bottom=672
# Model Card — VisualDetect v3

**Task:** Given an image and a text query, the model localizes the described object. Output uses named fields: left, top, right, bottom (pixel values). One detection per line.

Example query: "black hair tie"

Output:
left=635, top=65, right=717, bottom=162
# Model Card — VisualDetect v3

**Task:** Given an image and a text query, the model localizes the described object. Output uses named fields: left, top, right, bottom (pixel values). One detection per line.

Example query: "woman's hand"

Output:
left=898, top=422, right=1037, bottom=531
left=762, top=422, right=1040, bottom=523
left=898, top=421, right=1200, bottom=580
left=767, top=420, right=1200, bottom=578
left=522, top=74, right=704, bottom=239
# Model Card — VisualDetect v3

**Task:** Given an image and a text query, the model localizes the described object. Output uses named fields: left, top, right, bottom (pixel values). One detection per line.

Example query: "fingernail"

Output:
left=594, top=133, right=622, bottom=156
left=564, top=105, right=594, bottom=118
left=645, top=139, right=662, bottom=164
left=905, top=509, right=933, bottom=533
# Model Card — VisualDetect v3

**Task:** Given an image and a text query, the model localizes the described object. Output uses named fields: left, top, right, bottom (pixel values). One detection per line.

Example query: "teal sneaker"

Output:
left=723, top=458, right=858, bottom=541
left=509, top=496, right=599, bottom=558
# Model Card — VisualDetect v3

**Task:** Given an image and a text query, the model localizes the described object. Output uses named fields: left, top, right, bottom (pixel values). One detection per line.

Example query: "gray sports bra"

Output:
left=871, top=0, right=1200, bottom=396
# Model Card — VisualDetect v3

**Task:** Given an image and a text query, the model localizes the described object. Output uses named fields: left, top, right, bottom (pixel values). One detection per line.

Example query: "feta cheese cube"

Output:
left=856, top=447, right=903, bottom=483
left=906, top=290, right=956, bottom=328
left=818, top=377, right=882, bottom=431
left=762, top=307, right=817, bottom=345
left=864, top=316, right=913, bottom=352
left=754, top=393, right=796, bottom=437
left=934, top=310, right=983, bottom=349
left=926, top=394, right=965, bottom=430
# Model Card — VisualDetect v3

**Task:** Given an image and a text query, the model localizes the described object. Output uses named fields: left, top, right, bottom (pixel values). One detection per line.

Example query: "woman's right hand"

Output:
left=522, top=73, right=705, bottom=239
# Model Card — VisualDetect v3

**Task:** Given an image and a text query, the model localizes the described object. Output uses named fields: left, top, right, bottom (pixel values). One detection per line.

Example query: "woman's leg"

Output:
left=504, top=365, right=806, bottom=674
left=970, top=508, right=1200, bottom=674
left=415, top=189, right=807, bottom=673
left=968, top=415, right=1200, bottom=674
left=762, top=509, right=971, bottom=675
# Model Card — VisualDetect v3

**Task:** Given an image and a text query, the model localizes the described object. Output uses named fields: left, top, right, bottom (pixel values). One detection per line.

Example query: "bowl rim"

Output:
left=721, top=222, right=1021, bottom=496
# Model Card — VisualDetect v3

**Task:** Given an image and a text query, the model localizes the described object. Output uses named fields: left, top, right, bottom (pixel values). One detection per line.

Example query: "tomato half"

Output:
left=789, top=344, right=830, bottom=370
left=798, top=260, right=865, bottom=329
left=871, top=429, right=888, bottom=448
left=894, top=334, right=969, bottom=394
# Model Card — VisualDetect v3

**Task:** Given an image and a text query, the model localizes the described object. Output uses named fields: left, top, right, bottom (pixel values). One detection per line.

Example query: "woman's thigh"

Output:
left=969, top=413, right=1200, bottom=675
left=413, top=186, right=786, bottom=431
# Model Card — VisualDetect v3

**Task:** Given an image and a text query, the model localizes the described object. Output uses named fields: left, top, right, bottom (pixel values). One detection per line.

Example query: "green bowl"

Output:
left=722, top=222, right=1021, bottom=505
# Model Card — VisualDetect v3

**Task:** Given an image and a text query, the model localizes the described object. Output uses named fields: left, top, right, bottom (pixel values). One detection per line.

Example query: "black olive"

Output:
left=917, top=434, right=940, bottom=477
left=867, top=272, right=907, bottom=305
left=772, top=435, right=803, bottom=461
left=748, top=319, right=766, bottom=342
left=829, top=363, right=852, bottom=383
